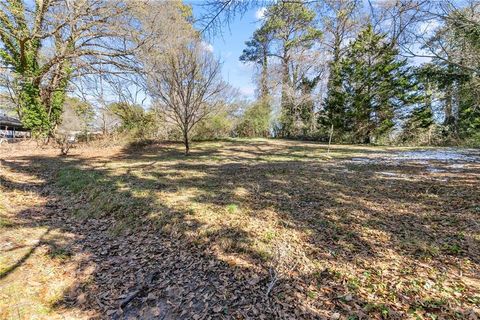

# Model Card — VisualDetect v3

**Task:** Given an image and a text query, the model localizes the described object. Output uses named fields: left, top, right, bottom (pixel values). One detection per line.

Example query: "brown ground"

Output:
left=0, top=139, right=479, bottom=319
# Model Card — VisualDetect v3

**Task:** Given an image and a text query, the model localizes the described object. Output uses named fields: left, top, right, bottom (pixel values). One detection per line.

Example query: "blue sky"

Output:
left=186, top=2, right=432, bottom=101
left=188, top=1, right=264, bottom=100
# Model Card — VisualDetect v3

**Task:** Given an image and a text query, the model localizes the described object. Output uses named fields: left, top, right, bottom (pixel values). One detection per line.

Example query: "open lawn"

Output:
left=0, top=139, right=479, bottom=319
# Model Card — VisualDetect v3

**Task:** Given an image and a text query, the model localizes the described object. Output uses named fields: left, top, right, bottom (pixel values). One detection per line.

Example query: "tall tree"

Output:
left=400, top=65, right=435, bottom=144
left=321, top=0, right=360, bottom=135
left=240, top=28, right=271, bottom=101
left=411, top=0, right=480, bottom=75
left=423, top=3, right=480, bottom=140
left=339, top=24, right=418, bottom=143
left=261, top=1, right=322, bottom=137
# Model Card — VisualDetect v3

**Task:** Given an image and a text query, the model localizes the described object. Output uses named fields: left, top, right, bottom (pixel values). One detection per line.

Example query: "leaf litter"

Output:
left=0, top=139, right=479, bottom=319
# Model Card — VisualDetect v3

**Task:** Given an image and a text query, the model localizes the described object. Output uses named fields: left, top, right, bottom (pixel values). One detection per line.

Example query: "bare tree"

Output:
left=366, top=0, right=430, bottom=47
left=403, top=0, right=480, bottom=74
left=146, top=41, right=227, bottom=155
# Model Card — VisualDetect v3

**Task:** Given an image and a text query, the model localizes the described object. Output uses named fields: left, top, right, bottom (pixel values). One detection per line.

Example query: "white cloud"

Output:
left=237, top=60, right=255, bottom=71
left=411, top=55, right=432, bottom=66
left=239, top=85, right=255, bottom=97
left=255, top=7, right=266, bottom=20
left=419, top=20, right=441, bottom=35
left=201, top=41, right=214, bottom=53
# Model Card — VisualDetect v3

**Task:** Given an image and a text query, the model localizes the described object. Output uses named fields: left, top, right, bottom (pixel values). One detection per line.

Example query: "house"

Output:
left=0, top=115, right=31, bottom=141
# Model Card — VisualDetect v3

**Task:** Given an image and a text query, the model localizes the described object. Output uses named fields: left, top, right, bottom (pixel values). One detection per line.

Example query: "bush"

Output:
left=108, top=102, right=156, bottom=140
left=193, top=112, right=235, bottom=140
left=236, top=101, right=271, bottom=137
left=55, top=133, right=75, bottom=155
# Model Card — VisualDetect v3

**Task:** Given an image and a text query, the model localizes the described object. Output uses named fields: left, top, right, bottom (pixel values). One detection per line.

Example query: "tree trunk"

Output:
left=183, top=130, right=190, bottom=156
left=102, top=114, right=107, bottom=135
left=280, top=53, right=291, bottom=137
left=281, top=57, right=289, bottom=108
left=260, top=44, right=269, bottom=100
left=444, top=83, right=455, bottom=129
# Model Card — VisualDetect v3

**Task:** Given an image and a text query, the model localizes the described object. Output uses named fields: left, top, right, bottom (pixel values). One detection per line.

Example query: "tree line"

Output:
left=0, top=0, right=479, bottom=154
left=237, top=0, right=480, bottom=145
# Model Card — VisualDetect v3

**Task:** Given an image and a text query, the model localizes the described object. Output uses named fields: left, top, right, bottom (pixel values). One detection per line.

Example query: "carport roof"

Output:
left=0, top=115, right=24, bottom=128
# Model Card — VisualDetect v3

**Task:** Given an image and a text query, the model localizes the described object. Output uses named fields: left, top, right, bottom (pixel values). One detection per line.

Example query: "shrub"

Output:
left=236, top=101, right=271, bottom=137
left=193, top=112, right=235, bottom=140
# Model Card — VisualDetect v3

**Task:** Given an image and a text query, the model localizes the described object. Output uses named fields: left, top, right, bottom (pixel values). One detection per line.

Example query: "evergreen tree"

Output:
left=322, top=58, right=347, bottom=136
left=298, top=75, right=320, bottom=136
left=338, top=24, right=418, bottom=143
left=240, top=28, right=271, bottom=101
left=458, top=80, right=480, bottom=140
left=400, top=65, right=435, bottom=144
left=319, top=0, right=360, bottom=139
left=240, top=27, right=272, bottom=136
left=236, top=100, right=271, bottom=138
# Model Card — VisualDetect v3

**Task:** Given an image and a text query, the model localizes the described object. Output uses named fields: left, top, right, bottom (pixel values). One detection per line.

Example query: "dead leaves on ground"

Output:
left=1, top=140, right=479, bottom=319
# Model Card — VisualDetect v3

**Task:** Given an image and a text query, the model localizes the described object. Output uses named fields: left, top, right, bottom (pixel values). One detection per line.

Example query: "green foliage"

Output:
left=322, top=57, right=346, bottom=135
left=400, top=66, right=444, bottom=145
left=457, top=79, right=480, bottom=141
left=262, top=2, right=322, bottom=52
left=323, top=24, right=418, bottom=144
left=417, top=7, right=480, bottom=145
left=108, top=102, right=155, bottom=139
left=400, top=106, right=435, bottom=145
left=240, top=28, right=271, bottom=99
left=48, top=63, right=72, bottom=131
left=449, top=9, right=480, bottom=53
left=260, top=1, right=322, bottom=138
left=236, top=100, right=271, bottom=138
left=226, top=204, right=239, bottom=214
left=193, top=112, right=235, bottom=140
left=296, top=76, right=319, bottom=137
left=0, top=3, right=71, bottom=137
left=18, top=82, right=49, bottom=137
left=240, top=28, right=270, bottom=67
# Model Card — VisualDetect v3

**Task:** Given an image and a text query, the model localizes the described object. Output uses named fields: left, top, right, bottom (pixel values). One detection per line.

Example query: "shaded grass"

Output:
left=0, top=216, right=13, bottom=228
left=0, top=139, right=479, bottom=319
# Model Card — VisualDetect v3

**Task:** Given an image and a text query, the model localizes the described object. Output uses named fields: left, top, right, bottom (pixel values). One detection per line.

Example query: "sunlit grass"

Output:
left=1, top=139, right=478, bottom=319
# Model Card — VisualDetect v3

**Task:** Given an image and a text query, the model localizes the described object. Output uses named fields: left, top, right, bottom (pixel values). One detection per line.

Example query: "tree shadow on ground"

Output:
left=164, top=159, right=479, bottom=261
left=1, top=142, right=479, bottom=319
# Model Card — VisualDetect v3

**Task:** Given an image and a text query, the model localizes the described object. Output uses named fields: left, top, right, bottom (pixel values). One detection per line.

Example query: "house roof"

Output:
left=0, top=115, right=24, bottom=128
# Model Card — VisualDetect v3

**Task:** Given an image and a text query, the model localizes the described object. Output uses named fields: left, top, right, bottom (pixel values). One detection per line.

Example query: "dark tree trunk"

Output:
left=280, top=53, right=291, bottom=137
left=183, top=130, right=190, bottom=156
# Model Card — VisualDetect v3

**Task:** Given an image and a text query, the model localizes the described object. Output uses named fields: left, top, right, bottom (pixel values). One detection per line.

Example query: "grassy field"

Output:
left=0, top=139, right=479, bottom=319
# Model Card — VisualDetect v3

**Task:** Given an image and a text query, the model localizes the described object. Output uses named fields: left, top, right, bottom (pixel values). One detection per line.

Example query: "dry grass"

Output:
left=0, top=139, right=479, bottom=319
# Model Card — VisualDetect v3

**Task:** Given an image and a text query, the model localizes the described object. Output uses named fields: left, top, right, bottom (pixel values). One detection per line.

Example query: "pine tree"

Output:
left=322, top=58, right=347, bottom=137
left=240, top=28, right=271, bottom=101
left=261, top=2, right=322, bottom=138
